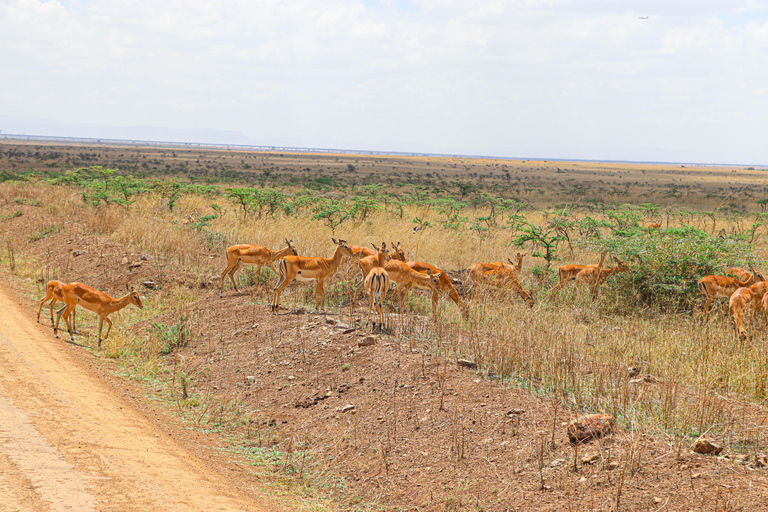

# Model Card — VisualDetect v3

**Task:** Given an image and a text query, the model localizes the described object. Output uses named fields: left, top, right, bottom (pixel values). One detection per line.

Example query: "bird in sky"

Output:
left=638, top=16, right=649, bottom=19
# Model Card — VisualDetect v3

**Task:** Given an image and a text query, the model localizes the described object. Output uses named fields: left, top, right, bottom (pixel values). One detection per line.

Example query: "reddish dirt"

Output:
left=2, top=200, right=768, bottom=511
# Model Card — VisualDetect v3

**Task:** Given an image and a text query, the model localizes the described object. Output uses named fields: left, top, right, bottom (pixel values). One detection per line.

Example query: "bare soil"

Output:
left=2, top=196, right=768, bottom=511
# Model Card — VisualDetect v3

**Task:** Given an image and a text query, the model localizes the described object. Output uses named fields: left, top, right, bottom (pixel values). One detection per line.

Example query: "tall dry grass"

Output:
left=4, top=180, right=768, bottom=453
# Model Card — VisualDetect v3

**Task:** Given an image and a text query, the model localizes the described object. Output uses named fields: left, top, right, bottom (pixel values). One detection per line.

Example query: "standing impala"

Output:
left=698, top=267, right=764, bottom=321
left=364, top=242, right=390, bottom=330
left=220, top=239, right=297, bottom=297
left=54, top=283, right=143, bottom=348
left=404, top=260, right=469, bottom=318
left=574, top=256, right=630, bottom=298
left=353, top=257, right=443, bottom=315
left=467, top=261, right=534, bottom=308
left=272, top=238, right=356, bottom=314
left=37, top=279, right=77, bottom=331
left=550, top=253, right=606, bottom=295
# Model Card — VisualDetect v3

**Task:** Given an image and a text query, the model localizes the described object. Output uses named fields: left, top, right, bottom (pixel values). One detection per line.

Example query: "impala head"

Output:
left=391, top=242, right=406, bottom=262
left=750, top=266, right=765, bottom=282
left=285, top=238, right=298, bottom=256
left=613, top=257, right=630, bottom=272
left=332, top=238, right=355, bottom=257
left=371, top=242, right=390, bottom=260
left=427, top=269, right=444, bottom=291
left=126, top=284, right=144, bottom=308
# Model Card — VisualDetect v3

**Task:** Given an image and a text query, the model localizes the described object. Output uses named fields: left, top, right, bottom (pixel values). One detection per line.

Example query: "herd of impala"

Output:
left=36, top=236, right=760, bottom=346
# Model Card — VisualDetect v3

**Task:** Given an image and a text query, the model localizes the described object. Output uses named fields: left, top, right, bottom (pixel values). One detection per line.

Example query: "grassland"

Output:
left=2, top=139, right=768, bottom=510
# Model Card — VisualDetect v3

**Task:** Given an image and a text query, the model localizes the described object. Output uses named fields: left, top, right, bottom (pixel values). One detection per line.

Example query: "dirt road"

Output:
left=0, top=281, right=274, bottom=512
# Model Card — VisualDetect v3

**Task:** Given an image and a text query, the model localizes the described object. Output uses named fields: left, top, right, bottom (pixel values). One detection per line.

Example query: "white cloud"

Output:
left=1, top=0, right=768, bottom=162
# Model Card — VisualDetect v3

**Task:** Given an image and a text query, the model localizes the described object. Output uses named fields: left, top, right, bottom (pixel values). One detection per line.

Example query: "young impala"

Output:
left=54, top=283, right=143, bottom=348
left=220, top=239, right=297, bottom=297
left=550, top=253, right=606, bottom=295
left=272, top=238, right=356, bottom=314
left=574, top=256, right=630, bottom=298
left=364, top=242, right=390, bottom=330
left=467, top=261, right=534, bottom=308
left=697, top=267, right=764, bottom=321
left=37, top=279, right=77, bottom=331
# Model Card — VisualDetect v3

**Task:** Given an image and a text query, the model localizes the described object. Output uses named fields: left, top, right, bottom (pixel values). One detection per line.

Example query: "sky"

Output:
left=2, top=0, right=768, bottom=164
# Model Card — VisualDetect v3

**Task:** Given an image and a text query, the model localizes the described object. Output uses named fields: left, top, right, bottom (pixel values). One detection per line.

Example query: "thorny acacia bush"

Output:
left=3, top=170, right=768, bottom=455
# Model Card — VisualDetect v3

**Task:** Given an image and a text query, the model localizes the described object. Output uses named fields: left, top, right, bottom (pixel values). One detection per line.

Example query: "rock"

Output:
left=567, top=414, right=615, bottom=444
left=337, top=404, right=355, bottom=413
left=335, top=322, right=350, bottom=330
left=342, top=328, right=356, bottom=334
left=121, top=256, right=129, bottom=265
left=457, top=359, right=478, bottom=369
left=506, top=409, right=525, bottom=417
left=550, top=458, right=566, bottom=467
left=358, top=336, right=376, bottom=347
left=653, top=497, right=663, bottom=504
left=580, top=452, right=600, bottom=465
left=325, top=316, right=336, bottom=325
left=692, top=438, right=723, bottom=455
left=129, top=261, right=142, bottom=269
left=142, top=280, right=157, bottom=289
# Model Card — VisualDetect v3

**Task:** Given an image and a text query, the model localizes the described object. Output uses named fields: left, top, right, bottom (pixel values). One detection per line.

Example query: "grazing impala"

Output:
left=730, top=287, right=755, bottom=340
left=550, top=253, right=607, bottom=295
left=467, top=261, right=534, bottom=308
left=37, top=279, right=77, bottom=330
left=364, top=242, right=390, bottom=329
left=697, top=267, right=764, bottom=321
left=220, top=239, right=297, bottom=297
left=574, top=256, right=630, bottom=298
left=272, top=238, right=356, bottom=314
left=405, top=261, right=469, bottom=318
left=54, top=283, right=143, bottom=348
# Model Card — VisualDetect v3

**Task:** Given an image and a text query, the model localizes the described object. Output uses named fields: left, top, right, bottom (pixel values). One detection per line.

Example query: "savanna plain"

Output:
left=2, top=140, right=768, bottom=511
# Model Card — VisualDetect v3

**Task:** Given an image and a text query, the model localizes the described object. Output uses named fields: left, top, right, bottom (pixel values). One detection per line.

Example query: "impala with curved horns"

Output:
left=54, top=283, right=144, bottom=348
left=697, top=267, right=765, bottom=321
left=364, top=242, right=390, bottom=330
left=37, top=279, right=77, bottom=331
left=220, top=239, right=297, bottom=297
left=272, top=238, right=356, bottom=314
left=467, top=261, right=534, bottom=308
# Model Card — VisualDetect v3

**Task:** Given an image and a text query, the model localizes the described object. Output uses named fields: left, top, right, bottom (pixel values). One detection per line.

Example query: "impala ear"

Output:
left=332, top=237, right=338, bottom=244
left=508, top=258, right=514, bottom=265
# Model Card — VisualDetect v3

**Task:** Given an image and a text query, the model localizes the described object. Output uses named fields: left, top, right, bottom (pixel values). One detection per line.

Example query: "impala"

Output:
left=37, top=279, right=77, bottom=330
left=647, top=222, right=661, bottom=230
left=54, top=283, right=143, bottom=348
left=220, top=239, right=297, bottom=297
left=729, top=287, right=754, bottom=340
left=405, top=261, right=469, bottom=318
left=727, top=267, right=760, bottom=282
left=467, top=261, right=534, bottom=308
left=364, top=242, right=390, bottom=329
left=697, top=267, right=764, bottom=321
left=353, top=258, right=443, bottom=314
left=272, top=238, right=356, bottom=314
left=390, top=242, right=407, bottom=262
left=574, top=256, right=630, bottom=298
left=550, top=253, right=606, bottom=294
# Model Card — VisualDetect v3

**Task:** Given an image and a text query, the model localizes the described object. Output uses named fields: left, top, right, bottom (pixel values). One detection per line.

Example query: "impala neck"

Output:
left=105, top=293, right=133, bottom=313
left=324, top=245, right=348, bottom=273
left=273, top=245, right=294, bottom=261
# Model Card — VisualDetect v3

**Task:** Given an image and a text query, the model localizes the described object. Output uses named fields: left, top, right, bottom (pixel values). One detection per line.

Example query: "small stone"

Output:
left=129, top=261, right=142, bottom=269
left=142, top=280, right=157, bottom=289
left=358, top=336, right=376, bottom=347
left=580, top=452, right=600, bottom=465
left=550, top=459, right=566, bottom=467
left=692, top=438, right=723, bottom=455
left=506, top=409, right=525, bottom=417
left=567, top=414, right=615, bottom=444
left=325, top=316, right=336, bottom=325
left=457, top=359, right=477, bottom=369
left=342, top=328, right=356, bottom=334
left=335, top=322, right=350, bottom=330
left=691, top=473, right=701, bottom=479
left=653, top=497, right=663, bottom=504
left=121, top=256, right=129, bottom=265
left=338, top=404, right=355, bottom=413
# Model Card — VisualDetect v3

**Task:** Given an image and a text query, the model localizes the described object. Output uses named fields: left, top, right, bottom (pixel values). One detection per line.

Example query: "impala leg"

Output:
left=37, top=294, right=50, bottom=323
left=352, top=269, right=366, bottom=310
left=101, top=315, right=114, bottom=347
left=48, top=298, right=56, bottom=325
left=316, top=279, right=325, bottom=312
left=220, top=259, right=238, bottom=297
